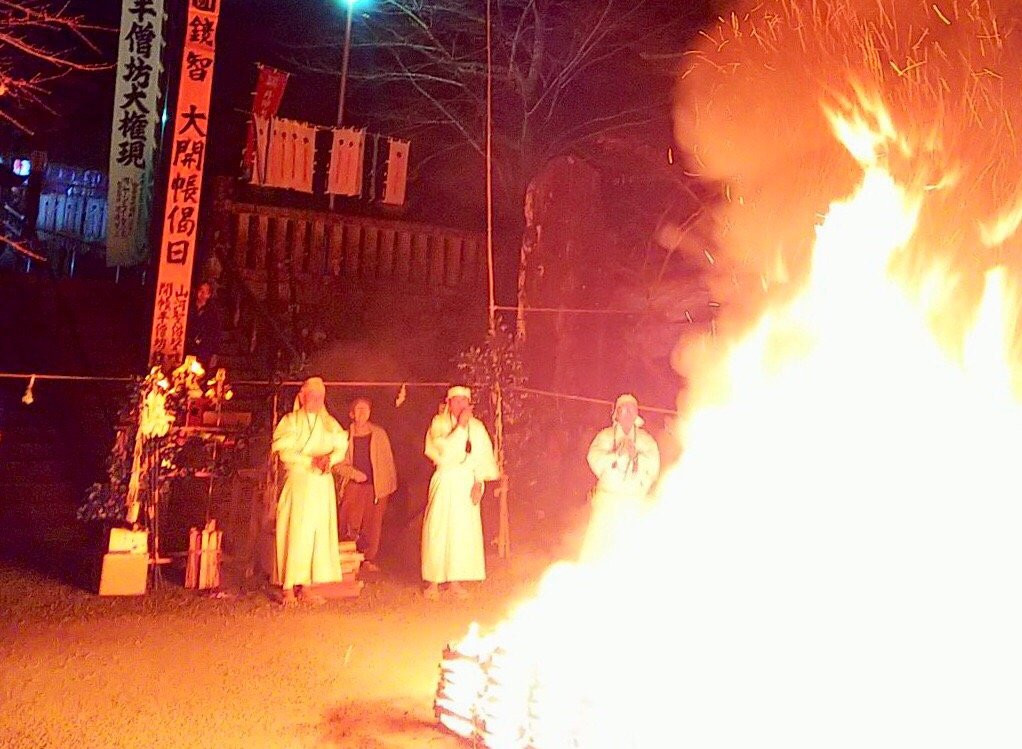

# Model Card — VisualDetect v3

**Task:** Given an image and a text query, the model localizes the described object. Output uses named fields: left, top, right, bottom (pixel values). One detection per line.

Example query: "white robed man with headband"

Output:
left=583, top=393, right=660, bottom=559
left=421, top=385, right=499, bottom=600
left=272, top=376, right=348, bottom=605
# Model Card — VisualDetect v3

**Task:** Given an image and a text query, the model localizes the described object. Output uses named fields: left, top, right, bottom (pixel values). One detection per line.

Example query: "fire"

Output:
left=435, top=90, right=1022, bottom=746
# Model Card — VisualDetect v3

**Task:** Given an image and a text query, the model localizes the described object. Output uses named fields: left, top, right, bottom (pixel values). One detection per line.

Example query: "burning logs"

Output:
left=436, top=624, right=582, bottom=749
left=435, top=624, right=496, bottom=742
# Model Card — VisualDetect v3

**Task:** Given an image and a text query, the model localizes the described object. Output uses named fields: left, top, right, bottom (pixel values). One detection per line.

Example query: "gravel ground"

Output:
left=0, top=554, right=553, bottom=749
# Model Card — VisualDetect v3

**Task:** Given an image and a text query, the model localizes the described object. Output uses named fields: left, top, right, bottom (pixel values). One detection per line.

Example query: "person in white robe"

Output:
left=422, top=385, right=499, bottom=600
left=272, top=377, right=348, bottom=605
left=583, top=393, right=661, bottom=560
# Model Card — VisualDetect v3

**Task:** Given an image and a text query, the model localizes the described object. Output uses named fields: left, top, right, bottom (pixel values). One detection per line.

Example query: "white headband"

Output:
left=615, top=393, right=638, bottom=409
left=613, top=393, right=644, bottom=428
left=447, top=385, right=471, bottom=400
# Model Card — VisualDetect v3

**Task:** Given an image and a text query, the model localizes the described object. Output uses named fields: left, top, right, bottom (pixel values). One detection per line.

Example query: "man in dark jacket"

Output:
left=187, top=281, right=223, bottom=368
left=336, top=397, right=398, bottom=572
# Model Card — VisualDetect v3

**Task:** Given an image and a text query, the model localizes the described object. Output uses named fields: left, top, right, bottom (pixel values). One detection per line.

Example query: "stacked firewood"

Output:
left=308, top=541, right=365, bottom=598
left=435, top=625, right=490, bottom=740
left=185, top=520, right=222, bottom=590
left=435, top=626, right=555, bottom=749
left=339, top=540, right=363, bottom=578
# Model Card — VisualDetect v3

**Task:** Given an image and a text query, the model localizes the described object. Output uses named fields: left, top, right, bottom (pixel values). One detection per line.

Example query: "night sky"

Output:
left=6, top=0, right=705, bottom=233
left=12, top=0, right=500, bottom=227
left=17, top=0, right=305, bottom=171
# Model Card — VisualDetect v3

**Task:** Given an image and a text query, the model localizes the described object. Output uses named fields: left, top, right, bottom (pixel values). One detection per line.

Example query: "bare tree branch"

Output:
left=0, top=0, right=112, bottom=132
left=285, top=0, right=704, bottom=223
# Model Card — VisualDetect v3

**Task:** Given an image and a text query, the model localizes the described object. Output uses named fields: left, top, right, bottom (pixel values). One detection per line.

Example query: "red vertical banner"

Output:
left=148, top=0, right=221, bottom=367
left=242, top=64, right=289, bottom=178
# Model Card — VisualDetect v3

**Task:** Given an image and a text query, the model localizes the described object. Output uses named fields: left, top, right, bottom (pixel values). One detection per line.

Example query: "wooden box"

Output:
left=310, top=579, right=364, bottom=599
left=108, top=528, right=148, bottom=555
left=98, top=552, right=149, bottom=596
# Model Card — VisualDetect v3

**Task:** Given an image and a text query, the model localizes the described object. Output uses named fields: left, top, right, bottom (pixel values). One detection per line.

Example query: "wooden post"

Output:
left=309, top=220, right=326, bottom=275
left=395, top=231, right=412, bottom=282
left=252, top=214, right=269, bottom=277
left=493, top=380, right=510, bottom=558
left=445, top=237, right=463, bottom=288
left=362, top=226, right=379, bottom=279
left=428, top=234, right=445, bottom=288
left=327, top=222, right=345, bottom=276
left=344, top=221, right=361, bottom=277
left=378, top=228, right=395, bottom=280
left=292, top=219, right=309, bottom=274
left=235, top=211, right=250, bottom=269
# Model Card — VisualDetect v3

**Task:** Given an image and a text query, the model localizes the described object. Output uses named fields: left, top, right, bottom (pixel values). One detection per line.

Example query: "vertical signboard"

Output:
left=148, top=0, right=220, bottom=367
left=107, top=0, right=166, bottom=267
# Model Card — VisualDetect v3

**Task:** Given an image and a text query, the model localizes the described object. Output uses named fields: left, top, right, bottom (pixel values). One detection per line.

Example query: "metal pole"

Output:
left=484, top=0, right=510, bottom=559
left=329, top=4, right=354, bottom=212
left=485, top=0, right=495, bottom=336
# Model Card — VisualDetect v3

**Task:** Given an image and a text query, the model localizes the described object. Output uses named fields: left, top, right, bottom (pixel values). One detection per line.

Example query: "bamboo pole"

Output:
left=484, top=0, right=510, bottom=559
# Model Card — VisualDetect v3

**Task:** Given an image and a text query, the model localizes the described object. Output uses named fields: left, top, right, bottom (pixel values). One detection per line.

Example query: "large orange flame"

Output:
left=440, top=89, right=1022, bottom=746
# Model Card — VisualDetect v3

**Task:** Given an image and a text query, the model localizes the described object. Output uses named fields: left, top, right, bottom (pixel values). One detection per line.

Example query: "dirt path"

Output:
left=0, top=556, right=552, bottom=749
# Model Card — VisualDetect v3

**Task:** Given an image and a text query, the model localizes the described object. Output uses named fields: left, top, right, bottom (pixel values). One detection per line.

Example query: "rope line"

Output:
left=493, top=305, right=719, bottom=316
left=493, top=305, right=644, bottom=315
left=0, top=372, right=449, bottom=388
left=518, top=386, right=677, bottom=416
left=0, top=373, right=678, bottom=415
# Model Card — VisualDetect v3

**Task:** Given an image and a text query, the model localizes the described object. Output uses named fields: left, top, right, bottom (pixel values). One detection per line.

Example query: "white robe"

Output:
left=583, top=423, right=660, bottom=559
left=422, top=412, right=499, bottom=583
left=273, top=409, right=348, bottom=589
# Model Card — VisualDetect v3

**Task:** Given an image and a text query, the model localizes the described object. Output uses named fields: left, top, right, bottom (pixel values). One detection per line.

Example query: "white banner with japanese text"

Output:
left=327, top=126, right=366, bottom=197
left=148, top=0, right=220, bottom=367
left=382, top=138, right=410, bottom=206
left=106, top=0, right=165, bottom=267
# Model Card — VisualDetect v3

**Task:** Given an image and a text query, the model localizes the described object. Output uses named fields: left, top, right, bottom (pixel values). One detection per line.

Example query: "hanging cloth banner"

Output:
left=381, top=138, right=410, bottom=206
left=251, top=115, right=271, bottom=186
left=289, top=120, right=317, bottom=192
left=262, top=117, right=286, bottom=187
left=106, top=0, right=166, bottom=267
left=327, top=126, right=366, bottom=197
left=242, top=64, right=289, bottom=178
left=252, top=117, right=316, bottom=193
left=148, top=0, right=221, bottom=367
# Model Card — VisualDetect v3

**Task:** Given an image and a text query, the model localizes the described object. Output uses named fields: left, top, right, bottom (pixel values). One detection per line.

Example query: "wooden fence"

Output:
left=225, top=202, right=487, bottom=297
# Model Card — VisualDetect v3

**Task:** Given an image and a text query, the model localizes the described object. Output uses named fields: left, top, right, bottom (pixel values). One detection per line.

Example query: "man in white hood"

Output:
left=583, top=393, right=660, bottom=559
left=272, top=377, right=348, bottom=605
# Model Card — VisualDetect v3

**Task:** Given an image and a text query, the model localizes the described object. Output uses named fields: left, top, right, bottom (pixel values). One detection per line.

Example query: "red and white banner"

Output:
left=148, top=0, right=220, bottom=367
left=327, top=126, right=366, bottom=197
left=243, top=64, right=289, bottom=179
left=382, top=138, right=410, bottom=206
left=106, top=0, right=165, bottom=267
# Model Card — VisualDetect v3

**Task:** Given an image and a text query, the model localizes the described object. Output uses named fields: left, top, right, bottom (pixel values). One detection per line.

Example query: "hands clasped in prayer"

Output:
left=422, top=386, right=500, bottom=600
left=582, top=393, right=661, bottom=560
left=311, top=454, right=332, bottom=474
